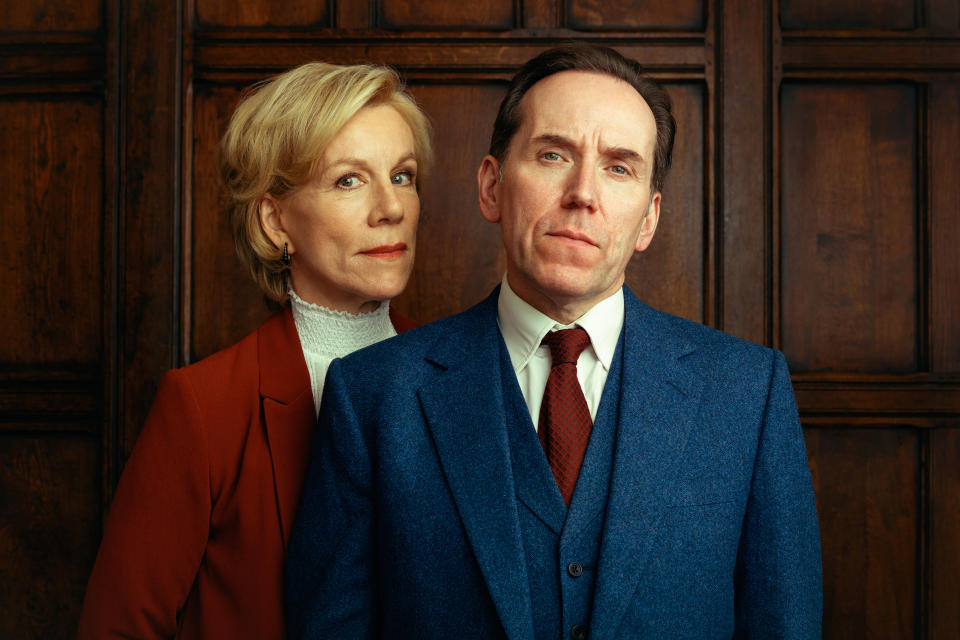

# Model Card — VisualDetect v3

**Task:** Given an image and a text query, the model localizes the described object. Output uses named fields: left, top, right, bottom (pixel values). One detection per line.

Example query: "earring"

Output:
left=282, top=242, right=290, bottom=265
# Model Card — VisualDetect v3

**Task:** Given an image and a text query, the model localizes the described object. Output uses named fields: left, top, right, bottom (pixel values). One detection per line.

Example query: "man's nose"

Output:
left=561, top=163, right=597, bottom=211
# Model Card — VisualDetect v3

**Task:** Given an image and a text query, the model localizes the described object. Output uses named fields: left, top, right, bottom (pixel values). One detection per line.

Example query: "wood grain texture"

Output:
left=626, top=82, right=704, bottom=323
left=0, top=98, right=103, bottom=364
left=780, top=0, right=916, bottom=30
left=380, top=0, right=515, bottom=29
left=930, top=427, right=960, bottom=639
left=393, top=83, right=509, bottom=324
left=566, top=0, right=705, bottom=30
left=929, top=83, right=960, bottom=373
left=0, top=0, right=101, bottom=32
left=119, top=0, right=181, bottom=471
left=720, top=0, right=767, bottom=345
left=805, top=426, right=918, bottom=639
left=780, top=83, right=917, bottom=373
left=195, top=0, right=329, bottom=28
left=190, top=84, right=274, bottom=361
left=0, top=436, right=100, bottom=639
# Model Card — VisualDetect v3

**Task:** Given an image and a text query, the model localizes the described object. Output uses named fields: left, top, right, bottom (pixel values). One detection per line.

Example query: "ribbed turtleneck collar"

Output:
left=288, top=289, right=396, bottom=358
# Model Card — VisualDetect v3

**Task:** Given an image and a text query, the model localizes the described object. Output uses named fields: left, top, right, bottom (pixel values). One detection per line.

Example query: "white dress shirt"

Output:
left=497, top=276, right=625, bottom=430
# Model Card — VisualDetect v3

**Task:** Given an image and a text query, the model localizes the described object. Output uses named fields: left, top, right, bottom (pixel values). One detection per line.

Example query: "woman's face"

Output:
left=262, top=104, right=420, bottom=313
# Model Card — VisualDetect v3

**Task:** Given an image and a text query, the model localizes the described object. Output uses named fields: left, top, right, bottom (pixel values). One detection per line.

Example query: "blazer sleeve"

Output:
left=285, top=357, right=376, bottom=640
left=733, top=350, right=823, bottom=638
left=77, top=369, right=211, bottom=639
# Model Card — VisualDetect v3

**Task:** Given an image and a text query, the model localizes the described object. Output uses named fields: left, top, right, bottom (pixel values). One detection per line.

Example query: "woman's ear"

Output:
left=258, top=196, right=293, bottom=254
left=477, top=155, right=502, bottom=223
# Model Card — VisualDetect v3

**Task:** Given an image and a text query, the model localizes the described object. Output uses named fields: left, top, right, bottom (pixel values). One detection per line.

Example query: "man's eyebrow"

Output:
left=531, top=133, right=576, bottom=148
left=604, top=146, right=643, bottom=164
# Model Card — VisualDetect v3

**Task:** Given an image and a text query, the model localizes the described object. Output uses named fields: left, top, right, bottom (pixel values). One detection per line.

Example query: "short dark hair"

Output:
left=489, top=43, right=676, bottom=193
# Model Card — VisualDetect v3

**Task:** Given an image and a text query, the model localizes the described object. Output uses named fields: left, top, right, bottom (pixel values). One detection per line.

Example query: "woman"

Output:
left=77, top=62, right=432, bottom=639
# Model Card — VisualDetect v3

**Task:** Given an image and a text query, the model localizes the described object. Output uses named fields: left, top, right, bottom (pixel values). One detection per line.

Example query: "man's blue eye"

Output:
left=610, top=166, right=628, bottom=175
left=543, top=152, right=561, bottom=161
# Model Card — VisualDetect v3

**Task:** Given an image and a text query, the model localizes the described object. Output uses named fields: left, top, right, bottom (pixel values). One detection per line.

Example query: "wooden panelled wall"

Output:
left=1, top=0, right=958, bottom=637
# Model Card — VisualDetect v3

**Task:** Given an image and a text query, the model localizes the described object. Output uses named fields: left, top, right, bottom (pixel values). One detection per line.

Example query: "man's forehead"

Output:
left=515, top=70, right=656, bottom=148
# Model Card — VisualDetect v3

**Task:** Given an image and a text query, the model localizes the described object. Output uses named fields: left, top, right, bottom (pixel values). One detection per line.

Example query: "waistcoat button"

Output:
left=570, top=624, right=587, bottom=639
left=567, top=561, right=583, bottom=578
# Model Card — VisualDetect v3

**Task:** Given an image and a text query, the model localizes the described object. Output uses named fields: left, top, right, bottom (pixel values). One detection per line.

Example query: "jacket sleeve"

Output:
left=285, top=357, right=376, bottom=640
left=77, top=369, right=211, bottom=639
left=733, top=349, right=823, bottom=638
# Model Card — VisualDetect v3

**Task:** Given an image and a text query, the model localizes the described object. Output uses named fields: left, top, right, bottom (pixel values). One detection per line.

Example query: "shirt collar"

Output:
left=497, top=275, right=625, bottom=373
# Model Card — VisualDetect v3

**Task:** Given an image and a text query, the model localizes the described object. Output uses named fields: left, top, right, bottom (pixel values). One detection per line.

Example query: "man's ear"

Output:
left=477, top=155, right=502, bottom=223
left=634, top=191, right=661, bottom=253
left=258, top=195, right=293, bottom=254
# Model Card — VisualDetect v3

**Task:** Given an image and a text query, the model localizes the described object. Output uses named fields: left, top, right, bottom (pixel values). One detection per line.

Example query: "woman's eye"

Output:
left=336, top=174, right=361, bottom=188
left=543, top=152, right=562, bottom=162
left=392, top=171, right=414, bottom=186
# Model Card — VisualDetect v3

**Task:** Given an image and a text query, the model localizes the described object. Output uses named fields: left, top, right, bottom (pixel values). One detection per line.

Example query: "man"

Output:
left=286, top=44, right=822, bottom=639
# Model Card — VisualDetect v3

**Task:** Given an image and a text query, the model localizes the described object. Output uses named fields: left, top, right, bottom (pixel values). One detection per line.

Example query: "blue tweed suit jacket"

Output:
left=285, top=287, right=822, bottom=639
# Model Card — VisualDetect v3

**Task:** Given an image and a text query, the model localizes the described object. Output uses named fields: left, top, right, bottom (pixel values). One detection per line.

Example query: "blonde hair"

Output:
left=219, top=62, right=433, bottom=303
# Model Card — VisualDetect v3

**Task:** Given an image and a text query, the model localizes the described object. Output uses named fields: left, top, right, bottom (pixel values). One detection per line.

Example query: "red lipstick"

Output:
left=360, top=242, right=407, bottom=258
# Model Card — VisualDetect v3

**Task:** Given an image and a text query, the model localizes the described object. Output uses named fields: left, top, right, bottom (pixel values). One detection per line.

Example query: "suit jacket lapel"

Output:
left=418, top=289, right=536, bottom=640
left=590, top=289, right=703, bottom=639
left=258, top=308, right=315, bottom=548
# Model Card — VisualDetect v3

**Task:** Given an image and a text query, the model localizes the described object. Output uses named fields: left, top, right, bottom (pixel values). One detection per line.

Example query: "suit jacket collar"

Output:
left=258, top=308, right=315, bottom=547
left=590, top=288, right=701, bottom=638
left=418, top=288, right=537, bottom=640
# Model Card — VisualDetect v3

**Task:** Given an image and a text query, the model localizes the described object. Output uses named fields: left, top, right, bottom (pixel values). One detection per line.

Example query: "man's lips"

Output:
left=546, top=230, right=598, bottom=247
left=359, top=242, right=407, bottom=257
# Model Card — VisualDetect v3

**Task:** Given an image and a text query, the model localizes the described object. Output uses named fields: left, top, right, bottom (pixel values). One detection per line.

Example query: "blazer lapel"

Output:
left=590, top=290, right=703, bottom=639
left=258, top=308, right=316, bottom=548
left=417, top=290, right=536, bottom=640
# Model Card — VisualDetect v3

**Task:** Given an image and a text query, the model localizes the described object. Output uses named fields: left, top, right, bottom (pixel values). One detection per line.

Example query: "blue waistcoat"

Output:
left=499, top=331, right=624, bottom=640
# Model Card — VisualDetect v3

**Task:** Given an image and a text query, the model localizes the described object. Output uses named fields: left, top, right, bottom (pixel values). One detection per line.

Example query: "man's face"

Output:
left=478, top=70, right=661, bottom=321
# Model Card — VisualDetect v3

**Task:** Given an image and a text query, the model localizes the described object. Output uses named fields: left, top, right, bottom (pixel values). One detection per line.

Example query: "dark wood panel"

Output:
left=0, top=376, right=99, bottom=431
left=720, top=1, right=768, bottom=344
left=190, top=84, right=273, bottom=361
left=805, top=426, right=919, bottom=639
left=394, top=83, right=508, bottom=323
left=626, top=82, right=704, bottom=323
left=566, top=0, right=705, bottom=31
left=794, top=379, right=960, bottom=422
left=119, top=0, right=180, bottom=467
left=927, top=0, right=960, bottom=29
left=780, top=83, right=917, bottom=373
left=780, top=0, right=916, bottom=30
left=0, top=97, right=103, bottom=365
left=0, top=0, right=101, bottom=32
left=0, top=436, right=100, bottom=639
left=336, top=0, right=371, bottom=29
left=781, top=37, right=960, bottom=72
left=192, top=41, right=709, bottom=80
left=0, top=48, right=102, bottom=85
left=930, top=426, right=960, bottom=639
left=929, top=83, right=960, bottom=373
left=380, top=0, right=515, bottom=29
left=195, top=0, right=330, bottom=28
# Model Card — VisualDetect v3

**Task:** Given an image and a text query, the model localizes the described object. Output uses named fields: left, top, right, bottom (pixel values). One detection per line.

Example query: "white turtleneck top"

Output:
left=288, top=289, right=397, bottom=416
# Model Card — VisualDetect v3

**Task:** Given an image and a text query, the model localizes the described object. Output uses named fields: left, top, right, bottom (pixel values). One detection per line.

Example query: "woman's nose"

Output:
left=371, top=179, right=405, bottom=224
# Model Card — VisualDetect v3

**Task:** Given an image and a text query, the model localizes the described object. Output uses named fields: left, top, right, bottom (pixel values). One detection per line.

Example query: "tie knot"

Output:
left=542, top=327, right=591, bottom=366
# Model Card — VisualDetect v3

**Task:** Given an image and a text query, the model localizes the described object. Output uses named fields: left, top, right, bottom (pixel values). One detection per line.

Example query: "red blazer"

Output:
left=78, top=306, right=415, bottom=639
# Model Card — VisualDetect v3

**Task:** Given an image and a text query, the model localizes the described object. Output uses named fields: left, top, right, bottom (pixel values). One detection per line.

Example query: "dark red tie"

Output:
left=538, top=327, right=593, bottom=505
